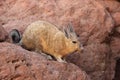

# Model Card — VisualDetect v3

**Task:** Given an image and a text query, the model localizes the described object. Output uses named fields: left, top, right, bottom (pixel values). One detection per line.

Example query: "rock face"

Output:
left=0, top=0, right=120, bottom=80
left=109, top=28, right=120, bottom=80
left=98, top=1, right=120, bottom=80
left=98, top=0, right=120, bottom=26
left=0, top=42, right=90, bottom=80
left=66, top=43, right=110, bottom=80
left=1, top=0, right=114, bottom=44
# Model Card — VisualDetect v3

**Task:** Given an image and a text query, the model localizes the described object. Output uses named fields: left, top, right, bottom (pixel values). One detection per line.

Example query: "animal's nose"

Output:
left=77, top=44, right=84, bottom=53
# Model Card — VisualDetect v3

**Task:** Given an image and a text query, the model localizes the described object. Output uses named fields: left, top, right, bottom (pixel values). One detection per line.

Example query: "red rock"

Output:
left=113, top=13, right=120, bottom=26
left=0, top=42, right=90, bottom=80
left=116, top=26, right=120, bottom=33
left=110, top=37, right=120, bottom=58
left=0, top=0, right=119, bottom=80
left=97, top=1, right=120, bottom=80
left=98, top=0, right=120, bottom=26
left=107, top=37, right=120, bottom=80
left=0, top=0, right=114, bottom=44
left=66, top=43, right=110, bottom=80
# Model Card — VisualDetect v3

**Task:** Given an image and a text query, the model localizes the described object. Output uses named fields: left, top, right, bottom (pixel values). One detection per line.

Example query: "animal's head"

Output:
left=63, top=23, right=83, bottom=53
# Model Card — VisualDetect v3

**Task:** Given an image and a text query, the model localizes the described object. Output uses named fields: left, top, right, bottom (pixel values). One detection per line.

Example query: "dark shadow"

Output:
left=113, top=59, right=120, bottom=80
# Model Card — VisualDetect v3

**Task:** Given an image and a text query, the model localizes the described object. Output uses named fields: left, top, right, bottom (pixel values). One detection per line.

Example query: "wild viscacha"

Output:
left=10, top=20, right=82, bottom=62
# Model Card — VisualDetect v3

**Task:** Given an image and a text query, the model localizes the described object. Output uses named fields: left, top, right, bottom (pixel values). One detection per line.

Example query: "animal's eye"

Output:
left=72, top=41, right=77, bottom=44
left=77, top=34, right=79, bottom=37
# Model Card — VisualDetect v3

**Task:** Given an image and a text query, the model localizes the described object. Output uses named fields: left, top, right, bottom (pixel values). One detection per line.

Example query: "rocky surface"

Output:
left=0, top=0, right=120, bottom=80
left=109, top=28, right=120, bottom=80
left=98, top=0, right=120, bottom=26
left=0, top=0, right=114, bottom=45
left=97, top=0, right=120, bottom=80
left=66, top=43, right=110, bottom=80
left=0, top=42, right=90, bottom=80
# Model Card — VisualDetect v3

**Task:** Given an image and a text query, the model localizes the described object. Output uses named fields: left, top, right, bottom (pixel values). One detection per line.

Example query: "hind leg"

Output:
left=55, top=56, right=66, bottom=63
left=41, top=53, right=53, bottom=60
left=35, top=49, right=53, bottom=60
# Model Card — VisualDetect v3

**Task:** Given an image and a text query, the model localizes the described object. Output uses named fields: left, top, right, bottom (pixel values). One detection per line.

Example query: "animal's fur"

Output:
left=10, top=21, right=81, bottom=62
left=9, top=29, right=21, bottom=44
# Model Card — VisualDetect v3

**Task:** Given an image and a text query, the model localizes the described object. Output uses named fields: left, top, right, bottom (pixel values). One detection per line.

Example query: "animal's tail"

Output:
left=9, top=29, right=22, bottom=44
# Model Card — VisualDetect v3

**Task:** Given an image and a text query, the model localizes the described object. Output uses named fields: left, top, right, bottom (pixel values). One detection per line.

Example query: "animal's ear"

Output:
left=67, top=22, right=77, bottom=37
left=63, top=27, right=69, bottom=38
left=68, top=22, right=74, bottom=32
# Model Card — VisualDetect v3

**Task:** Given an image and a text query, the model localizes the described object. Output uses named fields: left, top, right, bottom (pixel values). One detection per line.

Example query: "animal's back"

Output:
left=21, top=21, right=66, bottom=56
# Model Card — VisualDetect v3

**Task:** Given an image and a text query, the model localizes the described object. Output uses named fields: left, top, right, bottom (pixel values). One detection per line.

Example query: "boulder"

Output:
left=0, top=0, right=114, bottom=44
left=66, top=43, right=110, bottom=80
left=98, top=0, right=120, bottom=26
left=0, top=42, right=90, bottom=80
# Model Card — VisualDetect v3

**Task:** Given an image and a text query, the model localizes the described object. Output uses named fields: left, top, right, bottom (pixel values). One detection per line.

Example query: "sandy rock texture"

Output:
left=0, top=0, right=120, bottom=80
left=0, top=42, right=90, bottom=80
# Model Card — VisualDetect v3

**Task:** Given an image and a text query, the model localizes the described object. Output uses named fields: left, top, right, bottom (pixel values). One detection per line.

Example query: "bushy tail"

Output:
left=9, top=29, right=21, bottom=44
